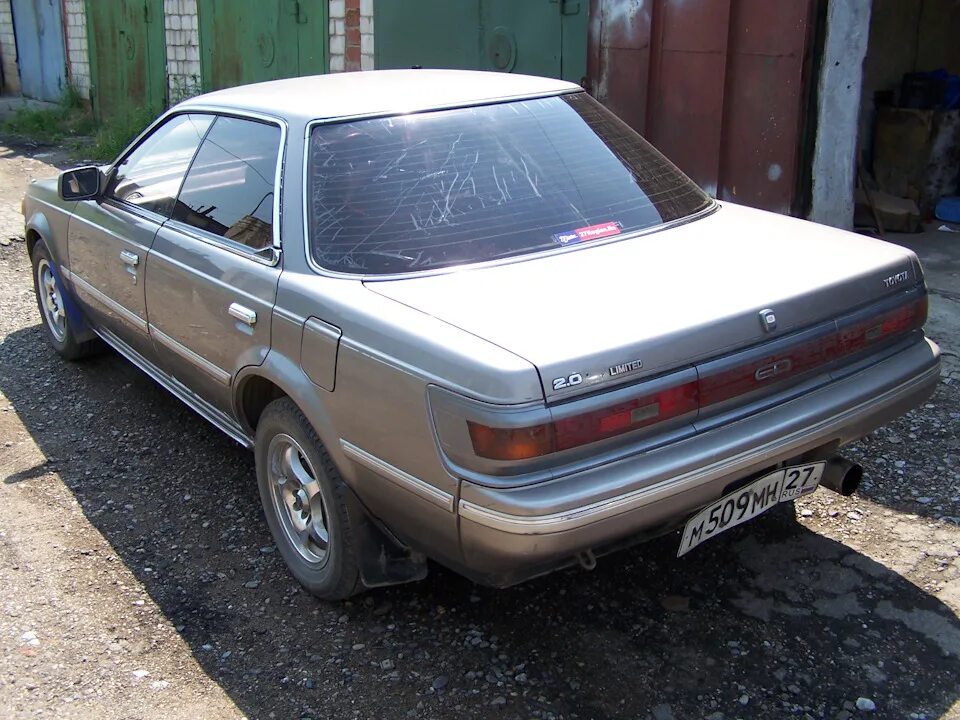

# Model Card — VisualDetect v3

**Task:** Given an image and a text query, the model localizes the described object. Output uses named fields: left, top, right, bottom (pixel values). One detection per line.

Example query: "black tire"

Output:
left=30, top=240, right=98, bottom=360
left=255, top=397, right=362, bottom=600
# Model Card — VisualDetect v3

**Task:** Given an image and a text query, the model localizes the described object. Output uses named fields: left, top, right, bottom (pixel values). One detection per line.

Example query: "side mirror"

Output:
left=58, top=166, right=104, bottom=201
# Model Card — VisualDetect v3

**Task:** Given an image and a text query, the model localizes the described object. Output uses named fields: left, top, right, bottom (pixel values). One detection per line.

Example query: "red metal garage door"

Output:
left=588, top=0, right=816, bottom=215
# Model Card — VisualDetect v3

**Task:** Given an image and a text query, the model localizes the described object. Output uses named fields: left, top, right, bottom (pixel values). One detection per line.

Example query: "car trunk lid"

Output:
left=366, top=203, right=919, bottom=402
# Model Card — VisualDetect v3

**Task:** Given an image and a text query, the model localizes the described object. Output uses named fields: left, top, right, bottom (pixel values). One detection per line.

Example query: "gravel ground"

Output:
left=0, top=140, right=958, bottom=720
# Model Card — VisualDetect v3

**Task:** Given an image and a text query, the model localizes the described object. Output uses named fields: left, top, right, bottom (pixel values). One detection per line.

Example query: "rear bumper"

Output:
left=457, top=338, right=941, bottom=586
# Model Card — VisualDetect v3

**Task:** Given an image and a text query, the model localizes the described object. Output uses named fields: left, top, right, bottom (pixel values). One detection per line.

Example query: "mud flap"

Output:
left=348, top=500, right=428, bottom=588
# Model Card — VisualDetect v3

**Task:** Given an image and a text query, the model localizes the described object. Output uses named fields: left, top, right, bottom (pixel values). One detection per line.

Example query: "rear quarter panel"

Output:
left=264, top=270, right=543, bottom=567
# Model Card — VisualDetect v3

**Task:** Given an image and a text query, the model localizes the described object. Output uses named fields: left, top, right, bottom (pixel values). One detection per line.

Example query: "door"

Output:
left=480, top=0, right=561, bottom=77
left=86, top=0, right=166, bottom=120
left=197, top=0, right=328, bottom=91
left=374, top=0, right=587, bottom=84
left=588, top=0, right=815, bottom=214
left=68, top=114, right=213, bottom=358
left=11, top=0, right=66, bottom=101
left=145, top=114, right=283, bottom=414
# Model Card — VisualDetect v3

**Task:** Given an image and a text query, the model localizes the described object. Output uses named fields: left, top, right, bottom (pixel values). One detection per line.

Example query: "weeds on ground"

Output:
left=1, top=87, right=154, bottom=163
left=0, top=86, right=96, bottom=143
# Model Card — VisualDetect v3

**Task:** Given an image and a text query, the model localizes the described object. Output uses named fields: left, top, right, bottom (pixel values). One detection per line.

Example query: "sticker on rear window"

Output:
left=552, top=221, right=622, bottom=246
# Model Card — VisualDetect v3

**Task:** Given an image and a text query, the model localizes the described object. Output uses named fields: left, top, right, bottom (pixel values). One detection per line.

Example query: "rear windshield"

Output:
left=307, top=92, right=711, bottom=275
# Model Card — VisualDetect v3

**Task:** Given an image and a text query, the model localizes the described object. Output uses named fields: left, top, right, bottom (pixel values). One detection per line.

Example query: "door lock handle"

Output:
left=120, top=250, right=139, bottom=267
left=228, top=303, right=257, bottom=326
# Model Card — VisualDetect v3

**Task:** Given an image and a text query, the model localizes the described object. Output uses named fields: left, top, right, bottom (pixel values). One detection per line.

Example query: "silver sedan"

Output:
left=22, top=70, right=940, bottom=599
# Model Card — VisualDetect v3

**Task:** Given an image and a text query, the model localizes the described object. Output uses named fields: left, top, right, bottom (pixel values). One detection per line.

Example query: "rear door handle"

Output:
left=120, top=250, right=139, bottom=266
left=228, top=303, right=257, bottom=326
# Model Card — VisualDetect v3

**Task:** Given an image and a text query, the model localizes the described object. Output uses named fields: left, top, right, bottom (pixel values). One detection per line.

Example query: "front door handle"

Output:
left=228, top=303, right=257, bottom=326
left=120, top=250, right=139, bottom=266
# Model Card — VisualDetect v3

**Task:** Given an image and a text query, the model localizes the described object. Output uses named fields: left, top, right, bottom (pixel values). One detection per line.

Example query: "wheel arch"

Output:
left=235, top=358, right=429, bottom=590
left=233, top=355, right=342, bottom=456
left=25, top=227, right=41, bottom=259
left=24, top=211, right=54, bottom=262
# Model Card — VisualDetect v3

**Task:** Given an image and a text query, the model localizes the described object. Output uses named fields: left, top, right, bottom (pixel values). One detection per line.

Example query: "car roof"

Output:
left=177, top=69, right=582, bottom=122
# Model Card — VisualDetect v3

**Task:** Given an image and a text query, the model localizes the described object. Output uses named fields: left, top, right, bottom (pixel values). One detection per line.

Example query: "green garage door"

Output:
left=374, top=0, right=587, bottom=84
left=197, top=0, right=328, bottom=91
left=86, top=0, right=166, bottom=120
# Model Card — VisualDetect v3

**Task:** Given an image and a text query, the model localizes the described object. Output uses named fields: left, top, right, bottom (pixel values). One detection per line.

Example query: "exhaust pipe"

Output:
left=819, top=456, right=863, bottom=496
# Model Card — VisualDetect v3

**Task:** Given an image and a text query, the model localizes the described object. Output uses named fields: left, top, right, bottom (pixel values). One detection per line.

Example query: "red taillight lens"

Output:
left=699, top=334, right=839, bottom=407
left=466, top=295, right=926, bottom=461
left=701, top=296, right=926, bottom=407
left=838, top=295, right=927, bottom=355
left=467, top=381, right=698, bottom=460
left=553, top=380, right=698, bottom=451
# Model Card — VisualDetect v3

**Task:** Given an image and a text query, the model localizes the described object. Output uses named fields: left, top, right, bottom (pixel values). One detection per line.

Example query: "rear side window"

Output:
left=306, top=92, right=711, bottom=275
left=106, top=113, right=212, bottom=216
left=172, top=116, right=281, bottom=252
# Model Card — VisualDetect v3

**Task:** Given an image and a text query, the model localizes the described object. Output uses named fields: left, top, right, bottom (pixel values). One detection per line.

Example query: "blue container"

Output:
left=936, top=197, right=960, bottom=223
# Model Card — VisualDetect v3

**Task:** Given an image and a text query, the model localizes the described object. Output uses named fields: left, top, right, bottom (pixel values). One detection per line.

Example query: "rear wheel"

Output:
left=254, top=398, right=362, bottom=600
left=30, top=240, right=98, bottom=360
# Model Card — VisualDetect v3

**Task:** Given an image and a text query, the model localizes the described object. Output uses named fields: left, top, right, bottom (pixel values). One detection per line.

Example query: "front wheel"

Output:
left=254, top=397, right=362, bottom=600
left=30, top=240, right=98, bottom=360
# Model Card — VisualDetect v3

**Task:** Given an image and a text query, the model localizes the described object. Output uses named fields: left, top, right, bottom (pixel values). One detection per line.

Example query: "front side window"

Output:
left=306, top=92, right=712, bottom=275
left=106, top=113, right=213, bottom=216
left=171, top=116, right=281, bottom=253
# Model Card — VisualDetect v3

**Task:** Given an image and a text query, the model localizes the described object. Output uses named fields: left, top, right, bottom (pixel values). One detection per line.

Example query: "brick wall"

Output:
left=330, top=0, right=373, bottom=72
left=164, top=0, right=201, bottom=102
left=0, top=0, right=20, bottom=95
left=63, top=0, right=90, bottom=99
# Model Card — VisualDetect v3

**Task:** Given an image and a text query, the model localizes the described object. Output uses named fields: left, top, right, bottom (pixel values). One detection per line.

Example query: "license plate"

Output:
left=677, top=462, right=825, bottom=557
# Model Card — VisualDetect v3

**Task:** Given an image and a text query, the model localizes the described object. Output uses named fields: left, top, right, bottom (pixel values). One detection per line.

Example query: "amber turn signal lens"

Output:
left=467, top=421, right=556, bottom=461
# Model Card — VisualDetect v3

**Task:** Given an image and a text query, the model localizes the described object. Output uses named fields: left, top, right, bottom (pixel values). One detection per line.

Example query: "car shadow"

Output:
left=1, top=321, right=959, bottom=720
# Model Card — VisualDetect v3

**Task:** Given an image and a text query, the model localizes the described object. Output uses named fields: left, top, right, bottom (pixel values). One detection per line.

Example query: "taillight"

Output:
left=467, top=380, right=698, bottom=460
left=838, top=295, right=927, bottom=355
left=467, top=421, right=555, bottom=461
left=464, top=294, right=926, bottom=462
left=552, top=380, right=698, bottom=451
left=699, top=334, right=839, bottom=407
left=700, top=296, right=926, bottom=407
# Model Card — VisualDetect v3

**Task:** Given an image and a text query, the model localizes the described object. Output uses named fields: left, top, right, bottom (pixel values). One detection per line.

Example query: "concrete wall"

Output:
left=164, top=0, right=201, bottom=102
left=63, top=0, right=90, bottom=99
left=330, top=0, right=373, bottom=72
left=0, top=0, right=19, bottom=95
left=809, top=0, right=872, bottom=229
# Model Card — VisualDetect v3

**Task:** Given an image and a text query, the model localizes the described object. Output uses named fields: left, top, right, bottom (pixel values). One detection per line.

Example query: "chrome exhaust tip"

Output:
left=819, top=457, right=863, bottom=497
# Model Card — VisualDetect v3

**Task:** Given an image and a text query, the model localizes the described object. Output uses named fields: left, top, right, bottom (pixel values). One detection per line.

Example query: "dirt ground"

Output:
left=0, top=140, right=958, bottom=720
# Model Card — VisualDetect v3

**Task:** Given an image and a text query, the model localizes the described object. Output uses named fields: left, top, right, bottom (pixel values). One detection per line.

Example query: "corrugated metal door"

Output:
left=374, top=0, right=586, bottom=84
left=197, top=0, right=327, bottom=91
left=10, top=0, right=66, bottom=101
left=589, top=0, right=815, bottom=214
left=86, top=0, right=166, bottom=120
